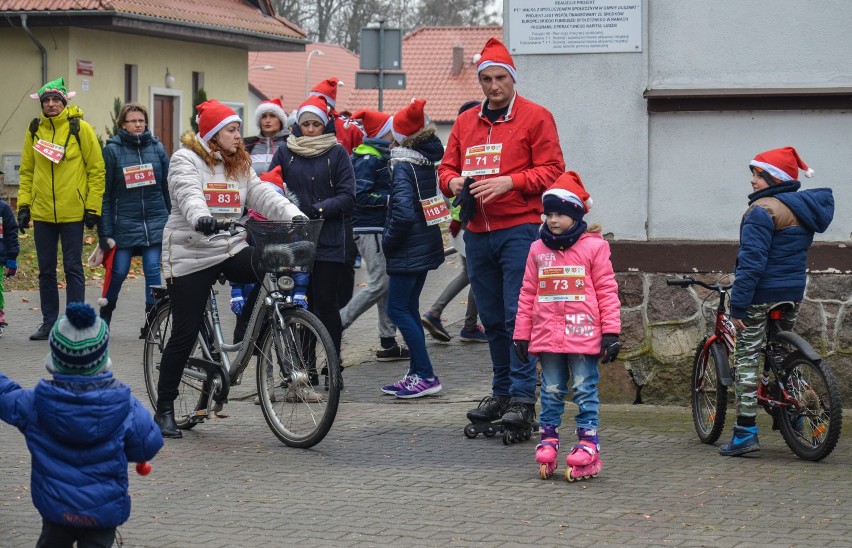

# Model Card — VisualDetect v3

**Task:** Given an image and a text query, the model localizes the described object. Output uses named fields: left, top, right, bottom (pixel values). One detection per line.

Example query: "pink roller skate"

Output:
left=565, top=428, right=603, bottom=482
left=535, top=425, right=559, bottom=479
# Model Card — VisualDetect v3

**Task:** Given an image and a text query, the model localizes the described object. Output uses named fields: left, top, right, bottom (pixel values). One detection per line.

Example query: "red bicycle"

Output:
left=667, top=276, right=842, bottom=461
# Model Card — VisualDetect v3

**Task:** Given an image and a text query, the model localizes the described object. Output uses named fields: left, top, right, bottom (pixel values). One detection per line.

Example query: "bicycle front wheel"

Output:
left=142, top=302, right=209, bottom=430
left=691, top=338, right=728, bottom=444
left=777, top=352, right=842, bottom=461
left=256, top=306, right=341, bottom=448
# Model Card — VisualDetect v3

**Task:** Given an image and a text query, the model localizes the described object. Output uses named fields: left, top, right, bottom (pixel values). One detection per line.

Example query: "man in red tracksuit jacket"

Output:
left=438, top=38, right=565, bottom=434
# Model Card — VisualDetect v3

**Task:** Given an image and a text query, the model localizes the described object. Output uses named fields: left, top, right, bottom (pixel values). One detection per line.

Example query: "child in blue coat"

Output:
left=0, top=302, right=163, bottom=546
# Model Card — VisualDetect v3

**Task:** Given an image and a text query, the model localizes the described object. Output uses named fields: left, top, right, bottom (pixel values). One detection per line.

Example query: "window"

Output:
left=124, top=64, right=138, bottom=102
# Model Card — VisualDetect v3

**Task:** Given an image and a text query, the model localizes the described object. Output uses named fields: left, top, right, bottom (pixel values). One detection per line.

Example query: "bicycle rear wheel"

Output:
left=777, top=352, right=842, bottom=461
left=256, top=306, right=341, bottom=448
left=142, top=302, right=210, bottom=430
left=691, top=338, right=728, bottom=444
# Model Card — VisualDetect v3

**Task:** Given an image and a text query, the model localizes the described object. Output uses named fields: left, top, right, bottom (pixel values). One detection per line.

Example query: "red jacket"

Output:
left=438, top=93, right=565, bottom=232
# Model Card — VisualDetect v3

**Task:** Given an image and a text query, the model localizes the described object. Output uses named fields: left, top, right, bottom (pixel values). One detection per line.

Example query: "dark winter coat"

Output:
left=351, top=138, right=392, bottom=234
left=101, top=129, right=170, bottom=248
left=383, top=130, right=445, bottom=275
left=0, top=371, right=163, bottom=529
left=0, top=199, right=19, bottom=263
left=730, top=181, right=834, bottom=318
left=245, top=128, right=289, bottom=175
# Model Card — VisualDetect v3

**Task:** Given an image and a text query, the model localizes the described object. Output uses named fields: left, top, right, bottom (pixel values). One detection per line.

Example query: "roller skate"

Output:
left=535, top=425, right=559, bottom=479
left=463, top=396, right=509, bottom=439
left=500, top=401, right=538, bottom=445
left=565, top=428, right=603, bottom=482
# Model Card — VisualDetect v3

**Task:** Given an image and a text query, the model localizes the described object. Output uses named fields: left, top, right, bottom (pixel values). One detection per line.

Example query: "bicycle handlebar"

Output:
left=666, top=276, right=733, bottom=292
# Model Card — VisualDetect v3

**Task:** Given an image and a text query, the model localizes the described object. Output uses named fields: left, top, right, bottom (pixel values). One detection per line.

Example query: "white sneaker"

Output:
left=284, top=386, right=323, bottom=403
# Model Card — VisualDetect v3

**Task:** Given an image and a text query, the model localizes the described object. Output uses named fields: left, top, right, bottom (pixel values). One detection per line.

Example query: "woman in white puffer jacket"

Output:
left=154, top=100, right=304, bottom=439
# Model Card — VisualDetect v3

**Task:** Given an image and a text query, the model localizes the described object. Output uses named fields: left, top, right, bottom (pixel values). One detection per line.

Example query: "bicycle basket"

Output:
left=245, top=219, right=323, bottom=273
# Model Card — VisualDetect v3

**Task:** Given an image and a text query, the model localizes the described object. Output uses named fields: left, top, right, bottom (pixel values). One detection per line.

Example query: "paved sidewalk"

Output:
left=1, top=258, right=849, bottom=547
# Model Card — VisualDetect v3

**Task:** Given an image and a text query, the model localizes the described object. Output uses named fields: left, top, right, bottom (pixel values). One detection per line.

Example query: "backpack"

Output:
left=29, top=116, right=85, bottom=163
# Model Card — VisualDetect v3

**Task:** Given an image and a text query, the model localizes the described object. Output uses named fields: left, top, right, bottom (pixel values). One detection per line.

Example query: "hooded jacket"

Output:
left=730, top=183, right=834, bottom=318
left=514, top=233, right=621, bottom=355
left=0, top=371, right=163, bottom=529
left=438, top=93, right=565, bottom=233
left=351, top=138, right=392, bottom=234
left=101, top=129, right=171, bottom=248
left=245, top=128, right=289, bottom=175
left=383, top=129, right=445, bottom=275
left=18, top=105, right=105, bottom=223
left=161, top=132, right=303, bottom=278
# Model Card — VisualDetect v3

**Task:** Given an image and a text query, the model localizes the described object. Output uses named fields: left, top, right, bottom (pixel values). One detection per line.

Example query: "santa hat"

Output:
left=30, top=77, right=76, bottom=106
left=255, top=98, right=287, bottom=128
left=542, top=171, right=592, bottom=221
left=45, top=303, right=111, bottom=376
left=196, top=100, right=242, bottom=143
left=259, top=165, right=285, bottom=191
left=310, top=78, right=342, bottom=109
left=473, top=38, right=518, bottom=83
left=391, top=99, right=427, bottom=144
left=87, top=238, right=117, bottom=307
left=345, top=109, right=393, bottom=139
left=749, top=146, right=814, bottom=183
left=296, top=96, right=329, bottom=126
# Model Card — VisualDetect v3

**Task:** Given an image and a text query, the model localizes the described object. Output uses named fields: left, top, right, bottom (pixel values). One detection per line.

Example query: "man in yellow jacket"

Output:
left=17, top=77, right=105, bottom=340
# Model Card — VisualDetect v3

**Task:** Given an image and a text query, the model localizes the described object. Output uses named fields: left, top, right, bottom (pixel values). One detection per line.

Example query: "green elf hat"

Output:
left=30, top=77, right=76, bottom=106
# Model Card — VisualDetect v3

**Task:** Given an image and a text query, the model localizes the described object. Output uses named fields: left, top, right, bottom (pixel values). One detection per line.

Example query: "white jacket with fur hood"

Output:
left=162, top=133, right=302, bottom=278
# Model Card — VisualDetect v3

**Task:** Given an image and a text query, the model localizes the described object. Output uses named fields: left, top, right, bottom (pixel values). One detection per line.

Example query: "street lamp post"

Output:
left=305, top=50, right=324, bottom=97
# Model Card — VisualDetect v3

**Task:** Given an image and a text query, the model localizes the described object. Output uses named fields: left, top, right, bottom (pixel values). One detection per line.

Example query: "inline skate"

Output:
left=500, top=401, right=538, bottom=445
left=536, top=425, right=559, bottom=479
left=565, top=428, right=603, bottom=482
left=463, top=396, right=509, bottom=439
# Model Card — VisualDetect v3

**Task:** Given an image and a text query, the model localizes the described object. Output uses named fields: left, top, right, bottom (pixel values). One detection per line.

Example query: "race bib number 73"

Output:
left=537, top=266, right=586, bottom=302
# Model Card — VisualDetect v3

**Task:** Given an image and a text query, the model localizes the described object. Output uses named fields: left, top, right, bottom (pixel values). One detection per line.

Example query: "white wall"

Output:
left=506, top=0, right=852, bottom=242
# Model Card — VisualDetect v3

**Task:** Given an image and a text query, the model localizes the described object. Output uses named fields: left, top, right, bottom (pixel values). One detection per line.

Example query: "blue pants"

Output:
left=464, top=224, right=538, bottom=402
left=538, top=352, right=601, bottom=431
left=104, top=244, right=162, bottom=305
left=386, top=272, right=433, bottom=379
left=33, top=221, right=85, bottom=325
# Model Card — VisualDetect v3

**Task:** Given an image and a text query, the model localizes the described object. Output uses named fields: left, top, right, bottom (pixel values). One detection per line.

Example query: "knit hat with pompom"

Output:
left=45, top=302, right=111, bottom=376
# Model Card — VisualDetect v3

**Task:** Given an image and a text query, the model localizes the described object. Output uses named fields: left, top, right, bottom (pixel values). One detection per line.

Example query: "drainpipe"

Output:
left=20, top=14, right=48, bottom=85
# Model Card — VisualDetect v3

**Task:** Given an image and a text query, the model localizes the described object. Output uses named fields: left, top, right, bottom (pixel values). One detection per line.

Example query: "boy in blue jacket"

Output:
left=0, top=197, right=19, bottom=334
left=0, top=302, right=163, bottom=546
left=722, top=147, right=834, bottom=457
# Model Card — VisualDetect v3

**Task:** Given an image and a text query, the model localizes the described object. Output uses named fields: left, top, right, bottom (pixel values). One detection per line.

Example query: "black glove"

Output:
left=452, top=177, right=477, bottom=226
left=98, top=237, right=113, bottom=252
left=196, top=216, right=217, bottom=236
left=513, top=340, right=529, bottom=363
left=600, top=334, right=621, bottom=364
left=291, top=215, right=309, bottom=223
left=17, top=206, right=30, bottom=234
left=84, top=209, right=100, bottom=230
left=308, top=206, right=324, bottom=220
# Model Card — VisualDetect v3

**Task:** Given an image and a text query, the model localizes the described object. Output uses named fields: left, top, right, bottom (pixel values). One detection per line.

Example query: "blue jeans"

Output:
left=104, top=245, right=162, bottom=305
left=386, top=272, right=433, bottom=379
left=33, top=221, right=85, bottom=325
left=464, top=224, right=538, bottom=402
left=538, top=352, right=601, bottom=430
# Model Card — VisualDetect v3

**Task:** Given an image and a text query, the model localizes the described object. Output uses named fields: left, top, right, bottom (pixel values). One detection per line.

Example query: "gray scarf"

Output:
left=286, top=133, right=338, bottom=158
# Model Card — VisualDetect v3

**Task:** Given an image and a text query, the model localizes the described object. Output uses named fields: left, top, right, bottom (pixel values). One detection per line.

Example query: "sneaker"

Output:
left=459, top=325, right=487, bottom=343
left=376, top=343, right=410, bottom=362
left=395, top=375, right=442, bottom=399
left=719, top=425, right=760, bottom=456
left=381, top=375, right=415, bottom=395
left=284, top=385, right=323, bottom=403
left=421, top=312, right=451, bottom=342
left=30, top=323, right=51, bottom=341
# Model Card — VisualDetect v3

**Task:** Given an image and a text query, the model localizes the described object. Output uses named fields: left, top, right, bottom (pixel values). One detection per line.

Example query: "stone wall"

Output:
left=599, top=273, right=852, bottom=407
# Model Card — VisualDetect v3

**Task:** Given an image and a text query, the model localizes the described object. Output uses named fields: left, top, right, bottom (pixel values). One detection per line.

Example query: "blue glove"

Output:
left=230, top=287, right=245, bottom=315
left=4, top=259, right=17, bottom=277
left=293, top=292, right=308, bottom=310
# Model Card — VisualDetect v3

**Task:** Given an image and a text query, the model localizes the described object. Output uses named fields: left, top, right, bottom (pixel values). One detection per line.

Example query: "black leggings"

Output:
left=157, top=247, right=262, bottom=405
left=308, top=260, right=348, bottom=359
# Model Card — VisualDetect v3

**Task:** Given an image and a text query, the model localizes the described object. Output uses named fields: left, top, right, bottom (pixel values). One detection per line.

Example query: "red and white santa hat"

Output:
left=542, top=171, right=593, bottom=221
left=749, top=146, right=814, bottom=182
left=310, top=78, right=343, bottom=109
left=255, top=98, right=287, bottom=128
left=196, top=100, right=241, bottom=143
left=345, top=109, right=393, bottom=139
left=296, top=95, right=330, bottom=126
left=473, top=38, right=518, bottom=83
left=391, top=99, right=427, bottom=144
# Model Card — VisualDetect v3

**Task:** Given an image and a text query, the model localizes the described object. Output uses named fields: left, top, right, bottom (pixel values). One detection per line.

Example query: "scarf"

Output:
left=540, top=219, right=587, bottom=251
left=286, top=133, right=338, bottom=158
left=389, top=146, right=432, bottom=168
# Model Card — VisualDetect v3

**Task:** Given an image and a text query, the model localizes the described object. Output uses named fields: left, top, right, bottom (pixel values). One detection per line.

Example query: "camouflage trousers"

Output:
left=733, top=301, right=800, bottom=417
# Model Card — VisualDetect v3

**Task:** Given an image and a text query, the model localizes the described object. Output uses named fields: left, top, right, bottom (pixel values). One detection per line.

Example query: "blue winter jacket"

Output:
left=101, top=129, right=170, bottom=248
left=0, top=371, right=163, bottom=529
left=351, top=138, right=392, bottom=234
left=0, top=199, right=19, bottom=263
left=730, top=181, right=834, bottom=318
left=383, top=132, right=445, bottom=275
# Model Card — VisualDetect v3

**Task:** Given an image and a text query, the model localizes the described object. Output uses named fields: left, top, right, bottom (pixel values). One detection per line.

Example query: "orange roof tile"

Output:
left=2, top=0, right=304, bottom=40
left=248, top=43, right=361, bottom=114
left=348, top=26, right=504, bottom=123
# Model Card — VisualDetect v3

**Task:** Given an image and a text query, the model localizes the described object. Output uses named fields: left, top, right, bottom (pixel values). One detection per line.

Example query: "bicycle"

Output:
left=142, top=218, right=341, bottom=448
left=666, top=276, right=842, bottom=461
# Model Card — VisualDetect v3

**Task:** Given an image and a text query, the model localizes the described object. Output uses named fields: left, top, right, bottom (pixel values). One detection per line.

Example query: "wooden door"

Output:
left=153, top=94, right=176, bottom=156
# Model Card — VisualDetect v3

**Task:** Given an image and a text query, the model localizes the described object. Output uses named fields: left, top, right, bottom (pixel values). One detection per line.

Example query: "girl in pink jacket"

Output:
left=513, top=172, right=621, bottom=482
